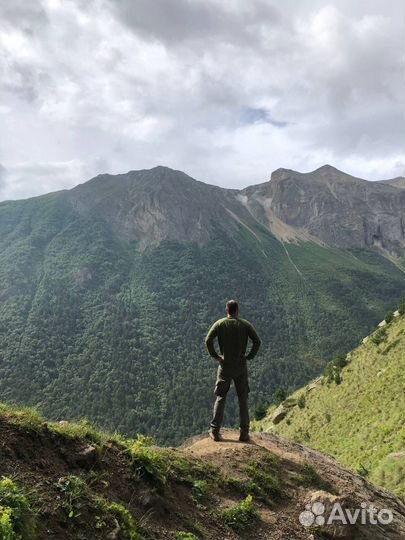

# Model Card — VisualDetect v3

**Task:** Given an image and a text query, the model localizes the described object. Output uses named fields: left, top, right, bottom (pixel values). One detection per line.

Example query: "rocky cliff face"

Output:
left=68, top=166, right=254, bottom=250
left=241, top=165, right=405, bottom=254
left=378, top=176, right=405, bottom=189
left=66, top=164, right=405, bottom=256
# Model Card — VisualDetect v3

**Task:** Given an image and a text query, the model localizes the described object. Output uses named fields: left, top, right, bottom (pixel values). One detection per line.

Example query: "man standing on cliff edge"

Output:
left=205, top=300, right=261, bottom=442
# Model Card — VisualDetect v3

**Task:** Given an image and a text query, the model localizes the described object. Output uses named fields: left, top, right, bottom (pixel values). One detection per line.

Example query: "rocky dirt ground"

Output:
left=184, top=430, right=405, bottom=540
left=1, top=412, right=404, bottom=540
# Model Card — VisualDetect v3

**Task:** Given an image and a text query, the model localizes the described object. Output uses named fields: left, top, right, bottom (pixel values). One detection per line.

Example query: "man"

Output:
left=205, top=299, right=261, bottom=442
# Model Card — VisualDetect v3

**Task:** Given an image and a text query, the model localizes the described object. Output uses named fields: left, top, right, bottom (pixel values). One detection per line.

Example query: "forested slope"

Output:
left=0, top=167, right=403, bottom=444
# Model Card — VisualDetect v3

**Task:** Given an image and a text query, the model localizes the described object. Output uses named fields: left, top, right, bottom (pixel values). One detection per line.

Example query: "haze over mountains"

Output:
left=0, top=164, right=404, bottom=444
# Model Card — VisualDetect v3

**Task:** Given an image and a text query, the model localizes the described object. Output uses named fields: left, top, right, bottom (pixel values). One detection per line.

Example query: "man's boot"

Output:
left=239, top=430, right=250, bottom=443
left=209, top=428, right=222, bottom=442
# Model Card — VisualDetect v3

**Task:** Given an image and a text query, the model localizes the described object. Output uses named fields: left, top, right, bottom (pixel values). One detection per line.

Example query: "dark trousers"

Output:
left=210, top=366, right=250, bottom=433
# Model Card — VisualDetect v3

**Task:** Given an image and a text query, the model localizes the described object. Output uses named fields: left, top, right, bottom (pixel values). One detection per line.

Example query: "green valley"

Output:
left=0, top=166, right=404, bottom=445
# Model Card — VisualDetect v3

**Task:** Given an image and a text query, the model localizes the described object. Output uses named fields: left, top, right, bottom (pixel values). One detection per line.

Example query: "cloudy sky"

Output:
left=0, top=0, right=404, bottom=200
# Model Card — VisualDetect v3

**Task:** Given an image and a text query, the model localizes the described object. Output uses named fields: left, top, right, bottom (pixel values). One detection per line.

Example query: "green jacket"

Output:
left=205, top=317, right=261, bottom=372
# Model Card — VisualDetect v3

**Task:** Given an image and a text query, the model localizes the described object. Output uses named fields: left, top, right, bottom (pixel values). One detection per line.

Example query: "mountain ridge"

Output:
left=2, top=164, right=404, bottom=255
left=0, top=164, right=404, bottom=444
left=4, top=163, right=401, bottom=256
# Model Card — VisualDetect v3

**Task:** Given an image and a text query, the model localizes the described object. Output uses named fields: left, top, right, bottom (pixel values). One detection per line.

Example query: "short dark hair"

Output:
left=226, top=299, right=239, bottom=315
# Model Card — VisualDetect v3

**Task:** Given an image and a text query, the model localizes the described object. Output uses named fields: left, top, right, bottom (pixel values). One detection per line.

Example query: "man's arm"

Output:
left=205, top=322, right=222, bottom=360
left=245, top=322, right=261, bottom=360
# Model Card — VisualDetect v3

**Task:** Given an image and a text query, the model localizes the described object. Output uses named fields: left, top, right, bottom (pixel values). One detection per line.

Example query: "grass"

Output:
left=103, top=502, right=142, bottom=540
left=55, top=475, right=89, bottom=520
left=48, top=418, right=119, bottom=446
left=0, top=404, right=43, bottom=431
left=0, top=400, right=219, bottom=494
left=0, top=403, right=127, bottom=450
left=0, top=477, right=36, bottom=539
left=221, top=451, right=284, bottom=506
left=256, top=312, right=405, bottom=496
left=292, top=463, right=334, bottom=492
left=55, top=477, right=143, bottom=538
left=219, top=495, right=257, bottom=531
left=243, top=454, right=283, bottom=502
left=192, top=480, right=209, bottom=504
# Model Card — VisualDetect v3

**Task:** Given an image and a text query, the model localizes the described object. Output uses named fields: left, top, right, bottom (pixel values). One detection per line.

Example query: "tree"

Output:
left=253, top=402, right=269, bottom=421
left=273, top=388, right=287, bottom=406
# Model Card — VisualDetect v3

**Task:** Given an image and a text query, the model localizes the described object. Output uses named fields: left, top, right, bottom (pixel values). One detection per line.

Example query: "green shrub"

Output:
left=253, top=402, right=269, bottom=421
left=107, top=502, right=141, bottom=540
left=192, top=480, right=208, bottom=504
left=94, top=498, right=142, bottom=539
left=297, top=395, right=306, bottom=409
left=273, top=388, right=287, bottom=406
left=55, top=475, right=88, bottom=520
left=398, top=298, right=405, bottom=316
left=324, top=354, right=348, bottom=384
left=385, top=311, right=394, bottom=324
left=0, top=477, right=36, bottom=539
left=371, top=327, right=387, bottom=346
left=357, top=464, right=369, bottom=478
left=219, top=495, right=257, bottom=531
left=175, top=533, right=198, bottom=540
left=244, top=457, right=282, bottom=500
left=0, top=506, right=13, bottom=540
left=125, top=439, right=168, bottom=487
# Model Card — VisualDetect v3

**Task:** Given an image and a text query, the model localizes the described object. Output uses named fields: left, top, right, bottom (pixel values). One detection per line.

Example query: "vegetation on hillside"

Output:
left=0, top=189, right=404, bottom=445
left=256, top=304, right=405, bottom=496
left=1, top=403, right=404, bottom=539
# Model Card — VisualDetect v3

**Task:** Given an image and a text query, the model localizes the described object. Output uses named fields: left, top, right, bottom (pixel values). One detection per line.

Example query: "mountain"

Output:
left=242, top=165, right=405, bottom=254
left=255, top=308, right=405, bottom=497
left=377, top=176, right=405, bottom=189
left=67, top=167, right=248, bottom=248
left=1, top=404, right=405, bottom=539
left=0, top=165, right=404, bottom=445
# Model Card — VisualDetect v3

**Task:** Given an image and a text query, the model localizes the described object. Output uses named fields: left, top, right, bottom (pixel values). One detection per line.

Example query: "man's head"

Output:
left=226, top=299, right=239, bottom=317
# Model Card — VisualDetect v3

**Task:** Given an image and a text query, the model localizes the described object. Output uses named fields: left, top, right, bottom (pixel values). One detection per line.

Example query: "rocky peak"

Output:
left=378, top=176, right=405, bottom=189
left=242, top=166, right=405, bottom=254
left=65, top=165, right=405, bottom=255
left=67, top=167, right=252, bottom=249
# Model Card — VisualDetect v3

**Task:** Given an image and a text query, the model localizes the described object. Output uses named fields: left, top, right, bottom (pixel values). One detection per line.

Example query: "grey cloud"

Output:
left=0, top=1, right=48, bottom=33
left=239, top=108, right=288, bottom=128
left=0, top=161, right=91, bottom=201
left=0, top=164, right=6, bottom=190
left=0, top=0, right=403, bottom=200
left=108, top=0, right=281, bottom=46
left=1, top=61, right=42, bottom=102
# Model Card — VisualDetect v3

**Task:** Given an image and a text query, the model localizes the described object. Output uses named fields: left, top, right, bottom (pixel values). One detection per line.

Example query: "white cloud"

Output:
left=0, top=0, right=403, bottom=200
left=0, top=160, right=91, bottom=200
